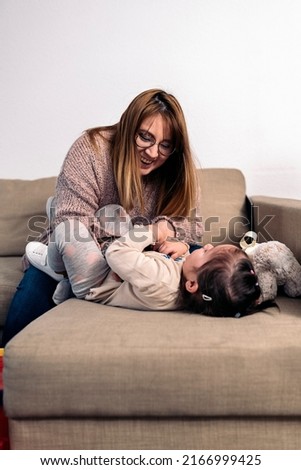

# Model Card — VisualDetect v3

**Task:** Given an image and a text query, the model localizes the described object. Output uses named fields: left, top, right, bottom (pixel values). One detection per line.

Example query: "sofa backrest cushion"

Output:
left=0, top=177, right=57, bottom=256
left=197, top=168, right=250, bottom=246
left=0, top=169, right=248, bottom=256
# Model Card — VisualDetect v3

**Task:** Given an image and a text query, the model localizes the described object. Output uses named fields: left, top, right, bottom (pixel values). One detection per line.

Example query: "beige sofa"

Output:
left=1, top=169, right=301, bottom=450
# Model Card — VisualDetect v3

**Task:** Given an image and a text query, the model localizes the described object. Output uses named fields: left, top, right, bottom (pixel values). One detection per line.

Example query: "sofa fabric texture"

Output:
left=8, top=418, right=301, bottom=451
left=5, top=297, right=301, bottom=419
left=0, top=177, right=56, bottom=256
left=1, top=169, right=301, bottom=450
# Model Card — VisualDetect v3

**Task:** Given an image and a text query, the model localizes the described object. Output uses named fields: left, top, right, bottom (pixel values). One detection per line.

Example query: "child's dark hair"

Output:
left=180, top=248, right=261, bottom=317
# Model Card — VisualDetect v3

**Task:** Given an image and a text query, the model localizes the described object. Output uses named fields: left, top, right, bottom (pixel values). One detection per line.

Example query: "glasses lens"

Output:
left=136, top=131, right=174, bottom=157
left=136, top=131, right=155, bottom=149
left=158, top=142, right=174, bottom=157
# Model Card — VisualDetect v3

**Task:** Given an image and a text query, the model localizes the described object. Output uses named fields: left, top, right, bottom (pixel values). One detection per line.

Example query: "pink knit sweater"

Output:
left=53, top=131, right=203, bottom=245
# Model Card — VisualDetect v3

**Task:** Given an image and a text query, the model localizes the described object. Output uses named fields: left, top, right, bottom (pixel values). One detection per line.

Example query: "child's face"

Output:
left=182, top=244, right=243, bottom=280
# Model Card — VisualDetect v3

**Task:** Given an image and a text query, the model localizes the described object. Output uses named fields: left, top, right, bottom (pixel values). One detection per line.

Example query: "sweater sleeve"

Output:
left=54, top=133, right=117, bottom=240
left=173, top=181, right=204, bottom=246
left=165, top=184, right=203, bottom=246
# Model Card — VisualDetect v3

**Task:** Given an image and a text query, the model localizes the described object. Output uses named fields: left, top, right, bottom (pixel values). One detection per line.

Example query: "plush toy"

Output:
left=240, top=232, right=301, bottom=303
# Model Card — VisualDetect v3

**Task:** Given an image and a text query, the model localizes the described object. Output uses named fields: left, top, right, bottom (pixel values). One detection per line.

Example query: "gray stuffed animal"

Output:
left=240, top=233, right=301, bottom=303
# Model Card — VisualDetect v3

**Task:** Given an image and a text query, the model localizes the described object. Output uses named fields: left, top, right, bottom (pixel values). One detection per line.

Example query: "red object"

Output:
left=0, top=353, right=3, bottom=389
left=0, top=351, right=10, bottom=450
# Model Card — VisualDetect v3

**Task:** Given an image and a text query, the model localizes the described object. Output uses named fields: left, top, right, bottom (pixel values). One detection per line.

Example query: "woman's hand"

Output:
left=152, top=219, right=189, bottom=259
left=152, top=219, right=175, bottom=245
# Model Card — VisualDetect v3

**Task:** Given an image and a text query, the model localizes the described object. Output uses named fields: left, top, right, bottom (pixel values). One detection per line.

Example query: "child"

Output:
left=89, top=223, right=260, bottom=317
left=26, top=210, right=261, bottom=318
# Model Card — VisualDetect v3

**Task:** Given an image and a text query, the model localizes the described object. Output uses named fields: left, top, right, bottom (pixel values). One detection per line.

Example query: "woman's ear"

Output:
left=185, top=279, right=199, bottom=293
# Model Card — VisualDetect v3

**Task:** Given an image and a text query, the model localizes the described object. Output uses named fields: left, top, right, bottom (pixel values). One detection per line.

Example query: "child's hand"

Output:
left=157, top=240, right=189, bottom=259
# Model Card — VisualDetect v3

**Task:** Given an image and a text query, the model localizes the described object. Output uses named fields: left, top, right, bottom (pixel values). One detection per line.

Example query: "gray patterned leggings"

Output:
left=48, top=205, right=132, bottom=298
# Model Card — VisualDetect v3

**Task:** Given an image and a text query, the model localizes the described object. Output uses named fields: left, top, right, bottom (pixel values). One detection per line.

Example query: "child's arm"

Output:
left=105, top=223, right=179, bottom=291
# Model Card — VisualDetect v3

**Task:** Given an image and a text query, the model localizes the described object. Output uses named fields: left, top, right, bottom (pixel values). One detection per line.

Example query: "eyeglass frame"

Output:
left=135, top=130, right=176, bottom=158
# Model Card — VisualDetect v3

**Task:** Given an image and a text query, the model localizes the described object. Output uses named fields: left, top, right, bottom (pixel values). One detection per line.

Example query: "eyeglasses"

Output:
left=135, top=131, right=175, bottom=157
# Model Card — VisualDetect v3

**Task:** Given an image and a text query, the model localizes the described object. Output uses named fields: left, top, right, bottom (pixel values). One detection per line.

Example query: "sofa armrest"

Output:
left=250, top=195, right=301, bottom=263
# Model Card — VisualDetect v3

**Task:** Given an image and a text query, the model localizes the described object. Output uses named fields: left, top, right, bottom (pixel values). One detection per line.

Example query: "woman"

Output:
left=2, top=88, right=203, bottom=345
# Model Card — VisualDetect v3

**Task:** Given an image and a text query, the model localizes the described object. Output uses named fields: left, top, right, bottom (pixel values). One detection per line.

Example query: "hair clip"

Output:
left=202, top=294, right=212, bottom=302
left=234, top=312, right=241, bottom=318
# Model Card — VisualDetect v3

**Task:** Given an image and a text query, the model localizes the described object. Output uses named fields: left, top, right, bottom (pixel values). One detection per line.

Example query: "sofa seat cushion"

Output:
left=4, top=297, right=301, bottom=419
left=0, top=257, right=23, bottom=327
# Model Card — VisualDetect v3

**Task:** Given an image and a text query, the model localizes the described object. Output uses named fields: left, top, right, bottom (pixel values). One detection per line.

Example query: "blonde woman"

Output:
left=3, top=89, right=203, bottom=345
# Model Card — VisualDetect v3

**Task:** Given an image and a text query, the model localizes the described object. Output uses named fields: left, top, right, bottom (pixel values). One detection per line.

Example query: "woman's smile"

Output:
left=140, top=154, right=157, bottom=166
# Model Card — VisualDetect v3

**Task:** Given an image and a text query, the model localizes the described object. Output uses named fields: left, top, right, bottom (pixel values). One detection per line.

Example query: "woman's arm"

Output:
left=53, top=133, right=117, bottom=241
left=153, top=185, right=203, bottom=254
left=171, top=184, right=203, bottom=246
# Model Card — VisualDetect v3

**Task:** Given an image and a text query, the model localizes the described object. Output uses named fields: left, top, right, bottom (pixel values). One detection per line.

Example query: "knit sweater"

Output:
left=53, top=131, right=203, bottom=245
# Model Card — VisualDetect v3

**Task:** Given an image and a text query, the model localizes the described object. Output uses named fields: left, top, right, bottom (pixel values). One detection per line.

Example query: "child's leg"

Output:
left=96, top=204, right=133, bottom=237
left=48, top=219, right=109, bottom=299
left=48, top=205, right=132, bottom=300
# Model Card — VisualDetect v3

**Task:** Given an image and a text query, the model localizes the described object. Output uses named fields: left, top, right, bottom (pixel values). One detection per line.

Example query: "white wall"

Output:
left=1, top=0, right=301, bottom=198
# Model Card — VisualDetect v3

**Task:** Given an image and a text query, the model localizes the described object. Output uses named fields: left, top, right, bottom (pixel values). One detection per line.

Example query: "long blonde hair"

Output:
left=87, top=89, right=198, bottom=216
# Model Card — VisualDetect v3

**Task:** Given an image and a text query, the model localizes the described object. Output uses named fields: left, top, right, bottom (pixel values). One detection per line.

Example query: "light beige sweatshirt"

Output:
left=86, top=227, right=185, bottom=310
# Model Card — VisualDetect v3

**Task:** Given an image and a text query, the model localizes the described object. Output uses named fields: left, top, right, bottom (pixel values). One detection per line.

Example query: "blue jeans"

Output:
left=2, top=265, right=58, bottom=346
